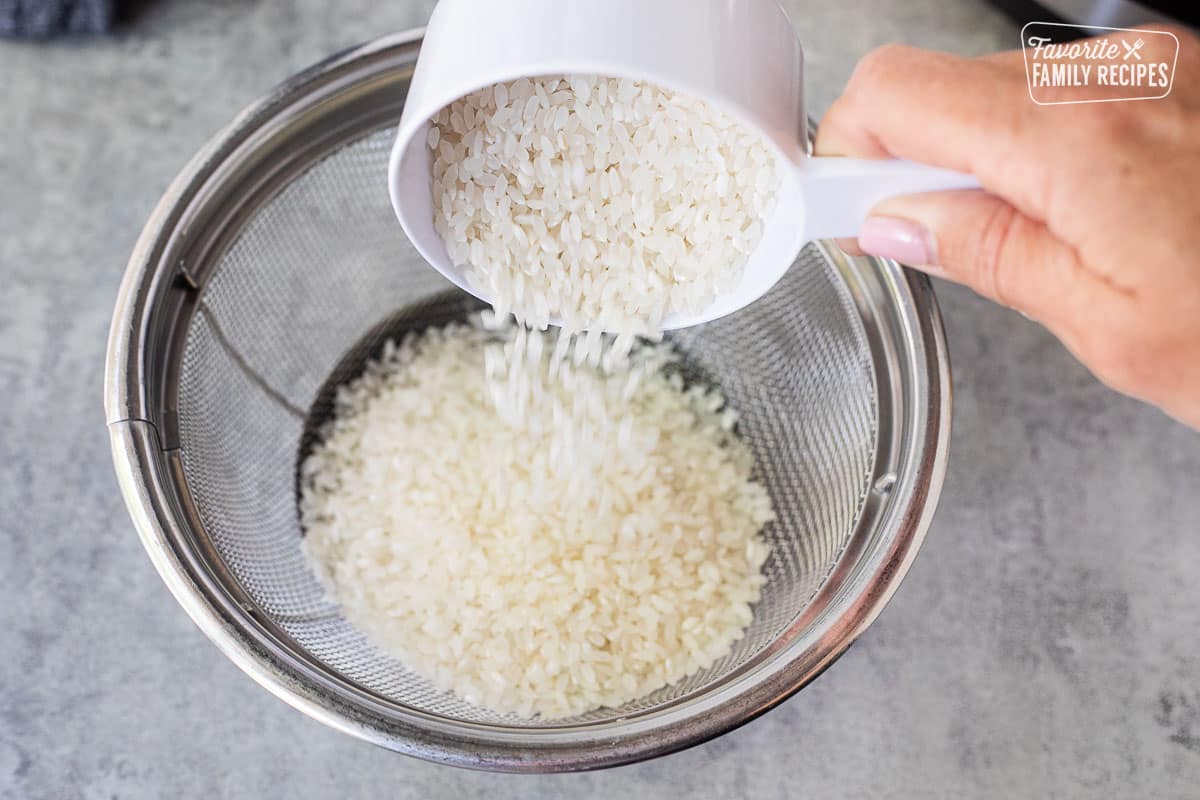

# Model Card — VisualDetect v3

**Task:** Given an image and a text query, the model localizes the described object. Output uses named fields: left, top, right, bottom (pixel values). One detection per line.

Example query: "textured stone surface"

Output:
left=1, top=1, right=1198, bottom=797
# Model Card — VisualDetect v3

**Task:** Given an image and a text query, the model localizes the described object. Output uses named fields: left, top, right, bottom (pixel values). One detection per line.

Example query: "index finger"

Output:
left=814, top=45, right=1047, bottom=220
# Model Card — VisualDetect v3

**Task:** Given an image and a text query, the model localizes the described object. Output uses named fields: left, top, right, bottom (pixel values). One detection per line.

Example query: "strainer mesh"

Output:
left=176, top=127, right=877, bottom=726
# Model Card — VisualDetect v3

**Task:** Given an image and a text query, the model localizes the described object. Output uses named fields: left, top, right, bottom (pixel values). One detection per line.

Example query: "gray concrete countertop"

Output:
left=2, top=1, right=1197, bottom=797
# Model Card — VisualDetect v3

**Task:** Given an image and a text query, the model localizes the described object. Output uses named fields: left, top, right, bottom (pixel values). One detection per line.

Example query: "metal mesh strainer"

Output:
left=106, top=31, right=950, bottom=771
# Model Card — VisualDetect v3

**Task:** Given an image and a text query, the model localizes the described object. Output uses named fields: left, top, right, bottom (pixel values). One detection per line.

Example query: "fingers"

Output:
left=856, top=190, right=1200, bottom=429
left=855, top=190, right=1113, bottom=330
left=816, top=45, right=1030, bottom=167
left=815, top=45, right=1050, bottom=219
left=816, top=34, right=1200, bottom=430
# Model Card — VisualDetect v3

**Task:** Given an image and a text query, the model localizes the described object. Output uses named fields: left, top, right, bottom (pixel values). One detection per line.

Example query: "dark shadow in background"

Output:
left=0, top=0, right=157, bottom=39
left=987, top=0, right=1199, bottom=32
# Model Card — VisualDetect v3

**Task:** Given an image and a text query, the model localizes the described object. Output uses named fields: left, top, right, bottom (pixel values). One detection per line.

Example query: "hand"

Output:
left=816, top=26, right=1200, bottom=430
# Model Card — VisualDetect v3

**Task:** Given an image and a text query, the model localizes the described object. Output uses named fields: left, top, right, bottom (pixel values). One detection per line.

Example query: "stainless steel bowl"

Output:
left=105, top=30, right=951, bottom=772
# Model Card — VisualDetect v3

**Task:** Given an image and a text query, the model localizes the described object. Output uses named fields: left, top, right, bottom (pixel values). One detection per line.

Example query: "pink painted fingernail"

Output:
left=858, top=216, right=938, bottom=267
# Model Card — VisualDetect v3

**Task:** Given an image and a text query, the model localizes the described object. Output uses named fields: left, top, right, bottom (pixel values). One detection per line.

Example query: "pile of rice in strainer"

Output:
left=300, top=321, right=773, bottom=719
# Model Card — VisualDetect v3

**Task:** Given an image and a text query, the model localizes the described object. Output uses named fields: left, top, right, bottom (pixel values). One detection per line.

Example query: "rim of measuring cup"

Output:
left=104, top=29, right=952, bottom=772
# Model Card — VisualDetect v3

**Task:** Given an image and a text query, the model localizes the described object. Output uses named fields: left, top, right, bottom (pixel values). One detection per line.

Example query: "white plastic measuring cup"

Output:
left=389, top=0, right=980, bottom=329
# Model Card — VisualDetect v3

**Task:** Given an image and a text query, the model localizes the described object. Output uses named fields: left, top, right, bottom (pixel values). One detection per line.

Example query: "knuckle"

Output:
left=1162, top=101, right=1195, bottom=141
left=1135, top=90, right=1198, bottom=145
left=973, top=202, right=1024, bottom=308
left=850, top=44, right=916, bottom=92
left=1135, top=26, right=1200, bottom=101
left=1079, top=102, right=1138, bottom=138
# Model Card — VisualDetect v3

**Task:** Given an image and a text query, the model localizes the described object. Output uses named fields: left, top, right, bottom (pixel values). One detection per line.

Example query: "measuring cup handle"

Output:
left=797, top=157, right=981, bottom=241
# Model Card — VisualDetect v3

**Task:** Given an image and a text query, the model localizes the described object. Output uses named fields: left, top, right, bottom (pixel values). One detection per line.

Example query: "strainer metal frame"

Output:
left=105, top=29, right=951, bottom=772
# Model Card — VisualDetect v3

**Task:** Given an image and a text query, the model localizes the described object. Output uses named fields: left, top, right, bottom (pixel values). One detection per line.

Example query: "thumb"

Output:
left=854, top=190, right=1104, bottom=327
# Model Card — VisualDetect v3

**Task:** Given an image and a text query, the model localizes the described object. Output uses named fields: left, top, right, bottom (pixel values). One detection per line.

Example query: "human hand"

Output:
left=816, top=27, right=1200, bottom=430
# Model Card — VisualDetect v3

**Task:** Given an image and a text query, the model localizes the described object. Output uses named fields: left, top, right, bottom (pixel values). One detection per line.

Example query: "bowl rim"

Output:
left=104, top=28, right=952, bottom=772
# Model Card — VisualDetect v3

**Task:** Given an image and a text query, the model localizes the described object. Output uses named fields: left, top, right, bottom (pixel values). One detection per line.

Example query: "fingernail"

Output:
left=858, top=216, right=938, bottom=268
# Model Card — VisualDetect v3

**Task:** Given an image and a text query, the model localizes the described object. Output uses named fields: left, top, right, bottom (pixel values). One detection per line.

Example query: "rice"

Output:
left=300, top=71, right=780, bottom=720
left=429, top=75, right=780, bottom=336
left=300, top=319, right=774, bottom=719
